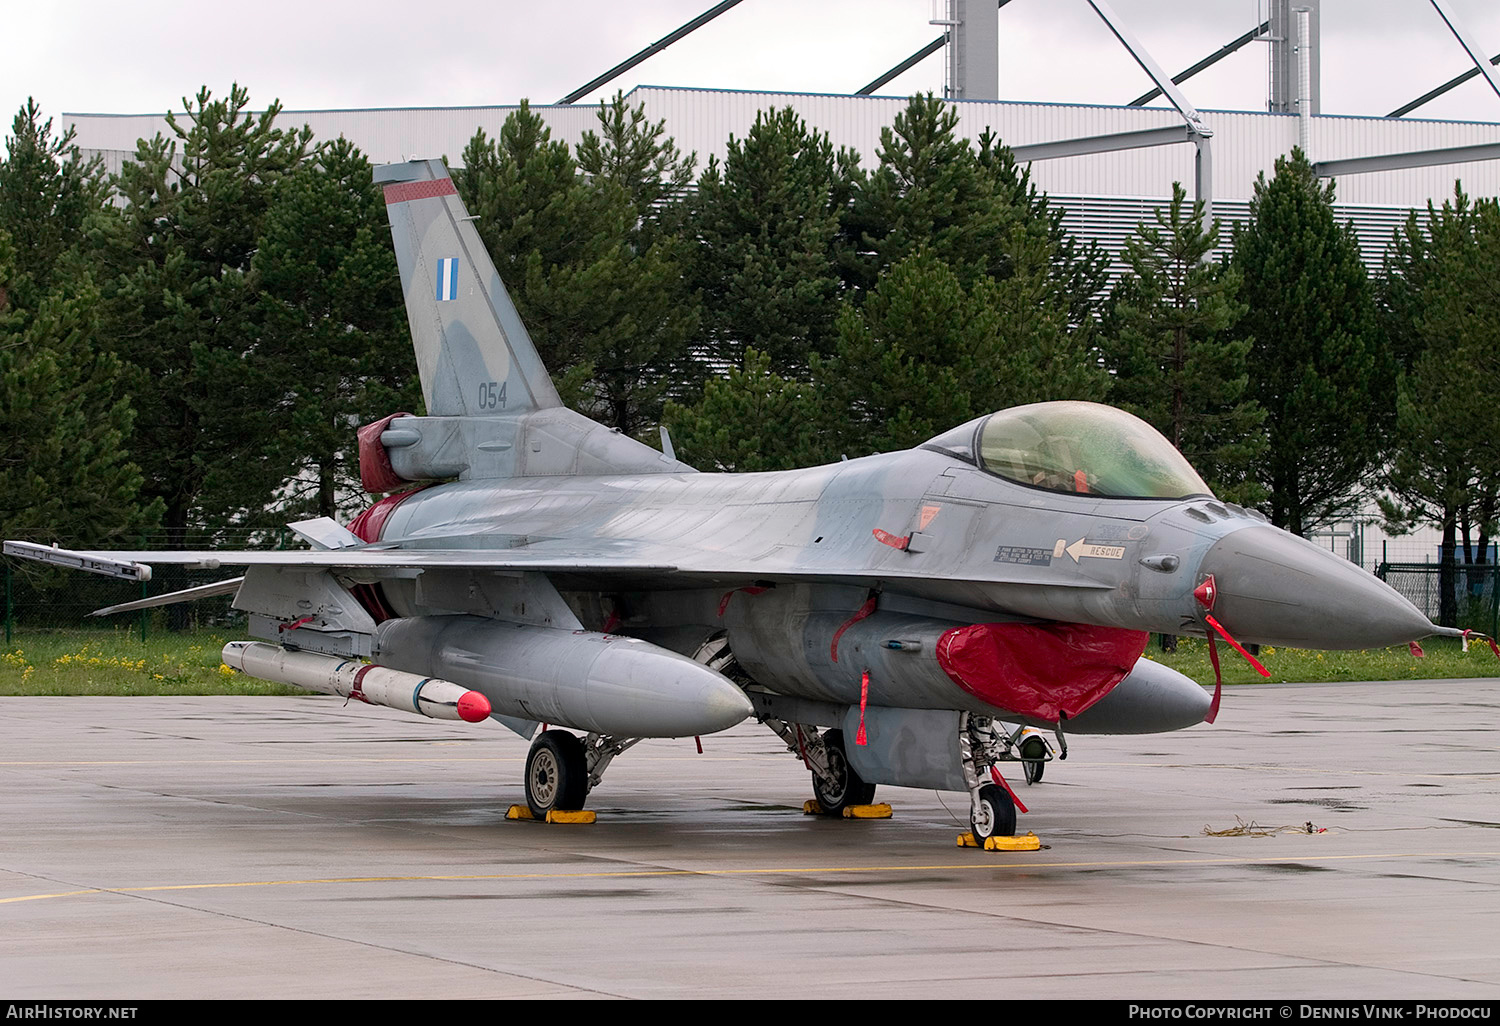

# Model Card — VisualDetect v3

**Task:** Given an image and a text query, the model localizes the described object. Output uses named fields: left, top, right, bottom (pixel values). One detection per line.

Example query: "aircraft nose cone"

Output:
left=1199, top=526, right=1434, bottom=649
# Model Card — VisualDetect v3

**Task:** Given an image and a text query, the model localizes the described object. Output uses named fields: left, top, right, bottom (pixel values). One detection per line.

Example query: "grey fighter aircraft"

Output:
left=6, top=158, right=1468, bottom=844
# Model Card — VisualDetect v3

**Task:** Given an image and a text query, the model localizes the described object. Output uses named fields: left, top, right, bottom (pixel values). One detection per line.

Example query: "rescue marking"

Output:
left=7, top=851, right=1499, bottom=904
left=919, top=505, right=941, bottom=530
left=1062, top=538, right=1125, bottom=563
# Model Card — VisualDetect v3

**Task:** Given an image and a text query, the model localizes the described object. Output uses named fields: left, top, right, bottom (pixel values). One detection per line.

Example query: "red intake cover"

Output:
left=936, top=622, right=1150, bottom=723
left=357, top=411, right=412, bottom=494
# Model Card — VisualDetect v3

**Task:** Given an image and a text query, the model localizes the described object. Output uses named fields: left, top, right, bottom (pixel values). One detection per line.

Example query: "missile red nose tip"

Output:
left=457, top=690, right=492, bottom=723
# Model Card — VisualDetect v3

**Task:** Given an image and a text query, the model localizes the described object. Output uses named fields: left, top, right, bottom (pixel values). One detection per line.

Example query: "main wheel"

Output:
left=970, top=783, right=1017, bottom=842
left=525, top=730, right=589, bottom=819
left=811, top=728, right=876, bottom=815
left=1021, top=736, right=1047, bottom=785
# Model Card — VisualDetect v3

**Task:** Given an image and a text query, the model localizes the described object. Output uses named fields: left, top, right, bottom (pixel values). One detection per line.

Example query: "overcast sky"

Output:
left=5, top=0, right=1500, bottom=135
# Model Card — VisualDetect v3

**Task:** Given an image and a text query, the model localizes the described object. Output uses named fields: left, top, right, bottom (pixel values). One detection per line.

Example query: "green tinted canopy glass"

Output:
left=976, top=402, right=1212, bottom=500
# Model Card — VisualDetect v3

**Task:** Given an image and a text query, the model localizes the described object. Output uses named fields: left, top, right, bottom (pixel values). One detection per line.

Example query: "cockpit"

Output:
left=922, top=401, right=1214, bottom=500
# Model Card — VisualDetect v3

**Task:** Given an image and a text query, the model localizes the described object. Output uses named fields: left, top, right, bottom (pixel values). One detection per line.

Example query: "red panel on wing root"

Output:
left=935, top=622, right=1149, bottom=723
left=357, top=412, right=413, bottom=494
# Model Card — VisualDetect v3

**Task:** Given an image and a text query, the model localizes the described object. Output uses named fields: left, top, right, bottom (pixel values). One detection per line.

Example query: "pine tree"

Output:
left=844, top=94, right=1019, bottom=295
left=663, top=350, right=823, bottom=472
left=455, top=103, right=697, bottom=436
left=976, top=128, right=1112, bottom=327
left=575, top=91, right=695, bottom=242
left=1379, top=189, right=1500, bottom=626
left=1101, top=183, right=1265, bottom=503
left=687, top=107, right=855, bottom=378
left=98, top=85, right=312, bottom=546
left=0, top=99, right=110, bottom=308
left=811, top=248, right=1108, bottom=461
left=1231, top=149, right=1393, bottom=535
left=246, top=137, right=418, bottom=521
left=0, top=102, right=156, bottom=548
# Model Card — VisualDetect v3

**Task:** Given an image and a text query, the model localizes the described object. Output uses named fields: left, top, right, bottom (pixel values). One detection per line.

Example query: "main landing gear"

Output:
left=762, top=718, right=878, bottom=816
left=810, top=728, right=877, bottom=816
left=523, top=729, right=639, bottom=819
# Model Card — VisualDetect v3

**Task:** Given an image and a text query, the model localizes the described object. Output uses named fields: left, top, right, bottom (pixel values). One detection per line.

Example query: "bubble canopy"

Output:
left=929, top=402, right=1214, bottom=500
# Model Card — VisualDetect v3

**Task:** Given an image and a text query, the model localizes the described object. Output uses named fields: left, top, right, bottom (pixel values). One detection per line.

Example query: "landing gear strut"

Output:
left=962, top=714, right=1018, bottom=843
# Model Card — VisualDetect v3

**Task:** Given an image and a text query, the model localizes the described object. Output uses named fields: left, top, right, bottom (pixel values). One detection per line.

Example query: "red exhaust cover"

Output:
left=357, top=412, right=413, bottom=494
left=936, top=622, right=1149, bottom=723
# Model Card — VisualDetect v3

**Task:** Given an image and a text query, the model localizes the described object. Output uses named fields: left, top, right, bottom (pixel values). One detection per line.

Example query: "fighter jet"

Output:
left=5, top=158, right=1465, bottom=844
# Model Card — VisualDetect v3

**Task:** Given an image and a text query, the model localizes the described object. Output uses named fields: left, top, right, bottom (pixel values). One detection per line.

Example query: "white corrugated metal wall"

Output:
left=67, top=85, right=1500, bottom=204
left=69, top=86, right=1496, bottom=280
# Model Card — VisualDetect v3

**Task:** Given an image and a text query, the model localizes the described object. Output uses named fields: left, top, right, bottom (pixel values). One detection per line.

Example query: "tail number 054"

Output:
left=477, top=380, right=507, bottom=410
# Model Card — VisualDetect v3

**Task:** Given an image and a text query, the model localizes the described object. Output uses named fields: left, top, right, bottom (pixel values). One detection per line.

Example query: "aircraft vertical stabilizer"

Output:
left=376, top=158, right=562, bottom=418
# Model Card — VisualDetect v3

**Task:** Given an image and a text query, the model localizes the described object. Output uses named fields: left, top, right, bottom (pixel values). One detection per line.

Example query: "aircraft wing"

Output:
left=2, top=540, right=677, bottom=581
left=4, top=539, right=1109, bottom=596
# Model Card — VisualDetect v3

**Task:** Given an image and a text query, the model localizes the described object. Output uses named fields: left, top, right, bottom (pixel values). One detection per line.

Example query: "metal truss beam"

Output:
left=1129, top=21, right=1269, bottom=107
left=557, top=0, right=745, bottom=105
left=1011, top=124, right=1212, bottom=221
left=857, top=0, right=1015, bottom=97
left=1389, top=51, right=1500, bottom=117
left=1314, top=140, right=1500, bottom=178
left=1086, top=0, right=1211, bottom=138
left=1010, top=124, right=1192, bottom=162
left=1427, top=0, right=1500, bottom=108
left=858, top=36, right=946, bottom=96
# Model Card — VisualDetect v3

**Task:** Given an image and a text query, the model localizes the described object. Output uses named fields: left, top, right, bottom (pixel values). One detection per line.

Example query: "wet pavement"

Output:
left=1, top=680, right=1497, bottom=999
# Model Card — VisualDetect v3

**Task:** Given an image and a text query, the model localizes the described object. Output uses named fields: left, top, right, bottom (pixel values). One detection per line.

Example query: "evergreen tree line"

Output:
left=2, top=86, right=1496, bottom=622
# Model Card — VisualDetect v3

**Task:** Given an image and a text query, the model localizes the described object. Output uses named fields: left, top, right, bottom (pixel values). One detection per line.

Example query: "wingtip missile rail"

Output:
left=3, top=541, right=152, bottom=582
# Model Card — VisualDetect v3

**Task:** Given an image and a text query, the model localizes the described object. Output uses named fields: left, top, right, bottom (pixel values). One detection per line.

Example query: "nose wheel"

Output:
left=525, top=729, right=589, bottom=819
left=970, top=783, right=1017, bottom=843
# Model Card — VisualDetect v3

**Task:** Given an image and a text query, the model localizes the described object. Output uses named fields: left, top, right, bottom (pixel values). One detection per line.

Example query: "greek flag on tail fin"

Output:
left=374, top=159, right=561, bottom=418
left=435, top=257, right=458, bottom=301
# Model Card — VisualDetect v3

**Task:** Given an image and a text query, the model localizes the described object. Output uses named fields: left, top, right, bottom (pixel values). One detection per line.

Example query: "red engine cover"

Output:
left=936, top=622, right=1149, bottom=723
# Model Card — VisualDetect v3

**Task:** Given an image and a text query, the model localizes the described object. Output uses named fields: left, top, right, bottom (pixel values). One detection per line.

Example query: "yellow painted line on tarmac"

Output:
left=0, top=756, right=755, bottom=767
left=0, top=758, right=524, bottom=766
left=5, top=850, right=1498, bottom=906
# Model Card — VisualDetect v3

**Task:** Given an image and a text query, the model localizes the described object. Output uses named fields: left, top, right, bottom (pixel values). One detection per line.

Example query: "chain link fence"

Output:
left=1375, top=561, right=1500, bottom=636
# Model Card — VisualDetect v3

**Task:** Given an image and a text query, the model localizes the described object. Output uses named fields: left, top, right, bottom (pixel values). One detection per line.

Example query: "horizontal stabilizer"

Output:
left=89, top=577, right=245, bottom=617
left=288, top=517, right=364, bottom=550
